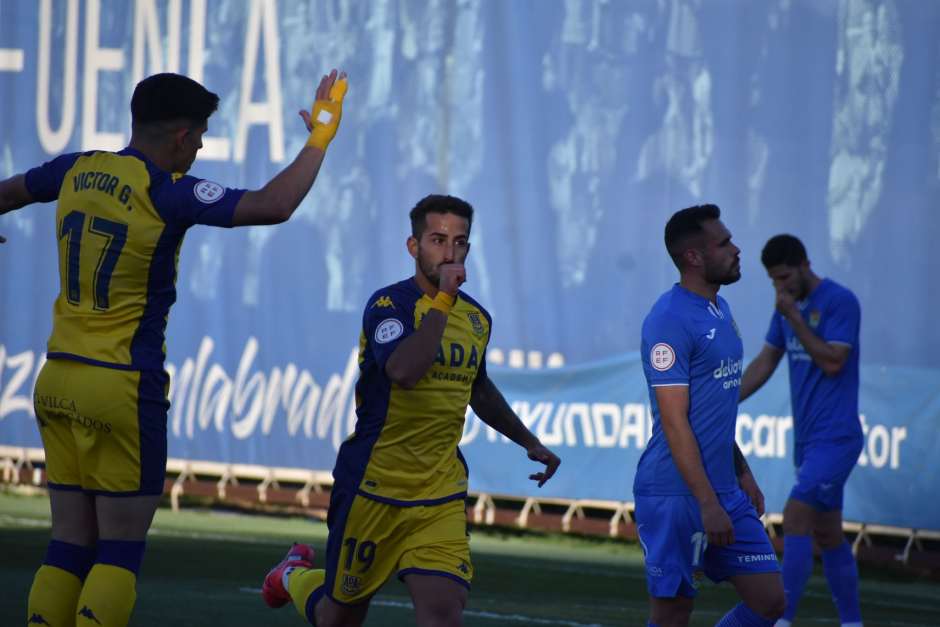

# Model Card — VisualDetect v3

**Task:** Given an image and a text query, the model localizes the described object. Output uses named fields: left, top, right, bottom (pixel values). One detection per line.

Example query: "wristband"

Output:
left=428, top=291, right=455, bottom=315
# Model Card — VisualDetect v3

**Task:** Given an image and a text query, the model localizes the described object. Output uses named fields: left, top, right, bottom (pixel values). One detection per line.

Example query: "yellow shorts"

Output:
left=33, top=358, right=170, bottom=495
left=324, top=490, right=473, bottom=604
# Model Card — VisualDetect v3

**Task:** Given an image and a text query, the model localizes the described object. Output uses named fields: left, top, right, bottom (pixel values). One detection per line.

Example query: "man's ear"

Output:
left=407, top=235, right=418, bottom=259
left=684, top=247, right=704, bottom=268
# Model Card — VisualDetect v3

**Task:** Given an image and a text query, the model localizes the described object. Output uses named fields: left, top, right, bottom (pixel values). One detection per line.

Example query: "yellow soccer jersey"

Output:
left=24, top=148, right=245, bottom=370
left=335, top=278, right=492, bottom=505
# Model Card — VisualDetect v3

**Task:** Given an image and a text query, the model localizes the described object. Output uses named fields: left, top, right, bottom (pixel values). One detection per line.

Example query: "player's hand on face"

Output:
left=526, top=443, right=560, bottom=488
left=438, top=263, right=466, bottom=296
left=774, top=284, right=798, bottom=320
left=701, top=500, right=735, bottom=547
left=737, top=471, right=765, bottom=517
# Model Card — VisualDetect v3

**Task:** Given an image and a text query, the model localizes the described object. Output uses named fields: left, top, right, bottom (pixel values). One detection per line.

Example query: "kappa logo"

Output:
left=28, top=614, right=51, bottom=625
left=467, top=312, right=485, bottom=337
left=372, top=296, right=395, bottom=309
left=706, top=328, right=716, bottom=340
left=457, top=561, right=470, bottom=574
left=77, top=605, right=103, bottom=625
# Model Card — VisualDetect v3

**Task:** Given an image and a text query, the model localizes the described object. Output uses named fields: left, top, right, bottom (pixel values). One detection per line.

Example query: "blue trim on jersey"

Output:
left=397, top=568, right=471, bottom=590
left=332, top=280, right=421, bottom=494
left=357, top=489, right=468, bottom=508
left=128, top=224, right=187, bottom=370
left=137, top=369, right=169, bottom=495
left=323, top=488, right=357, bottom=604
left=46, top=353, right=137, bottom=370
left=24, top=152, right=89, bottom=202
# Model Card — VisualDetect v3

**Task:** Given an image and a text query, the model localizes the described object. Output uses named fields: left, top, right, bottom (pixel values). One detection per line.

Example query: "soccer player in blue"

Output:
left=739, top=235, right=864, bottom=627
left=0, top=69, right=347, bottom=627
left=636, top=205, right=785, bottom=627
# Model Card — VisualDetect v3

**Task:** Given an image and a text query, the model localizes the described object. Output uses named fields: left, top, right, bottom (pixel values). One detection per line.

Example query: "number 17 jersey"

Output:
left=25, top=148, right=245, bottom=371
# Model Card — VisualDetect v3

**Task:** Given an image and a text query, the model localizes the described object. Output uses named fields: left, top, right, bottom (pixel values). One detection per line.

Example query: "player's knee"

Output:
left=755, top=586, right=786, bottom=620
left=416, top=597, right=464, bottom=627
left=813, top=526, right=843, bottom=550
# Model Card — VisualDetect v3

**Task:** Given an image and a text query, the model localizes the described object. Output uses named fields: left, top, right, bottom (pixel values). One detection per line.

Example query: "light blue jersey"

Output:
left=765, top=278, right=863, bottom=453
left=634, top=284, right=744, bottom=497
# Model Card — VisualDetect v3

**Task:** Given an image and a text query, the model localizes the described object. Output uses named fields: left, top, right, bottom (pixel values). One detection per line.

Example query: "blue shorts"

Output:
left=635, top=488, right=780, bottom=598
left=791, top=436, right=863, bottom=511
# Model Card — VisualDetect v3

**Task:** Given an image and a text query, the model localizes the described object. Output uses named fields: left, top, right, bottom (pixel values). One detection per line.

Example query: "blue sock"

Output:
left=782, top=534, right=814, bottom=621
left=823, top=541, right=862, bottom=623
left=714, top=602, right=775, bottom=626
left=45, top=539, right=97, bottom=580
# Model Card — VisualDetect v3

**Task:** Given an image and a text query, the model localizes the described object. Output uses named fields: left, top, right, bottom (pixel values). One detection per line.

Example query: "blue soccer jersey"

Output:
left=634, top=284, right=744, bottom=496
left=765, top=278, right=862, bottom=451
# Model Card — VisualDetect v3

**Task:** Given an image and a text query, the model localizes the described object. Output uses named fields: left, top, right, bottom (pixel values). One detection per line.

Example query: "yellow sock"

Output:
left=75, top=564, right=136, bottom=626
left=287, top=567, right=326, bottom=620
left=28, top=565, right=83, bottom=627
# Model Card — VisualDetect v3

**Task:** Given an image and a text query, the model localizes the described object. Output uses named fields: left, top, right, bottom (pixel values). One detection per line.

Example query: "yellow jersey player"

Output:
left=0, top=69, right=347, bottom=627
left=261, top=194, right=562, bottom=627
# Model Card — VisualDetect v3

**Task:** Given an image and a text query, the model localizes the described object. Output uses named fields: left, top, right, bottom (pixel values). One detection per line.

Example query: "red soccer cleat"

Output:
left=261, top=543, right=316, bottom=608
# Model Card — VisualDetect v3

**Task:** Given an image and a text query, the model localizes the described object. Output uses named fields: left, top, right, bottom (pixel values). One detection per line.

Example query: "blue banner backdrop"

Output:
left=1, top=1, right=939, bottom=531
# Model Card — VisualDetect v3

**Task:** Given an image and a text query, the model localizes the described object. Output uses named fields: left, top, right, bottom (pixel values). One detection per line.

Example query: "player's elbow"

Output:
left=821, top=361, right=845, bottom=377
left=385, top=363, right=419, bottom=389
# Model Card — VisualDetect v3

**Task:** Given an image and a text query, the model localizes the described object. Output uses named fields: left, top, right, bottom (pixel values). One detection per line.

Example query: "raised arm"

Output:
left=739, top=343, right=784, bottom=403
left=0, top=174, right=36, bottom=243
left=469, top=374, right=560, bottom=487
left=231, top=70, right=347, bottom=226
left=656, top=384, right=735, bottom=546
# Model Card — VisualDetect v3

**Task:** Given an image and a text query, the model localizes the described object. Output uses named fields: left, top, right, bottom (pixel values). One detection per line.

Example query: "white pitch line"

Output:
left=238, top=588, right=604, bottom=626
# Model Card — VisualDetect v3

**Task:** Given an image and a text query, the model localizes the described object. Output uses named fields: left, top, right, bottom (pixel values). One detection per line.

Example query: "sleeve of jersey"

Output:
left=362, top=290, right=416, bottom=371
left=642, top=313, right=692, bottom=387
left=823, top=290, right=861, bottom=346
left=765, top=312, right=785, bottom=349
left=475, top=309, right=492, bottom=382
left=162, top=174, right=246, bottom=227
left=23, top=153, right=82, bottom=202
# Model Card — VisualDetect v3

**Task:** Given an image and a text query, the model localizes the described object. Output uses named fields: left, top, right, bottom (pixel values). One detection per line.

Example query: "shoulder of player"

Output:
left=456, top=290, right=491, bottom=323
left=364, top=278, right=421, bottom=312
left=819, top=279, right=860, bottom=311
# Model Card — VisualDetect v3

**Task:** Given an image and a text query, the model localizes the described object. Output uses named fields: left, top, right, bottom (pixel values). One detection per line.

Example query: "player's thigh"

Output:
left=790, top=437, right=863, bottom=513
left=49, top=488, right=97, bottom=546
left=95, top=494, right=162, bottom=541
left=323, top=491, right=409, bottom=604
left=704, top=489, right=780, bottom=584
left=314, top=594, right=370, bottom=627
left=634, top=495, right=703, bottom=600
left=34, top=359, right=82, bottom=488
left=398, top=499, right=473, bottom=589
left=406, top=573, right=468, bottom=627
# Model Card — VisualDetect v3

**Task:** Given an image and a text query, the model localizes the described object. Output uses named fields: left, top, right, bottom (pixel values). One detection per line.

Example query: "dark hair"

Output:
left=409, top=194, right=474, bottom=238
left=761, top=234, right=807, bottom=268
left=131, top=73, right=219, bottom=127
left=664, top=204, right=721, bottom=268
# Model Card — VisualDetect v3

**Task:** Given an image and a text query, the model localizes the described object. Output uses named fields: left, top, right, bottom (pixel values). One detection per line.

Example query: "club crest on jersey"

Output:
left=341, top=574, right=362, bottom=595
left=467, top=312, right=485, bottom=337
left=650, top=343, right=676, bottom=371
left=194, top=179, right=225, bottom=203
left=372, top=296, right=395, bottom=309
left=809, top=309, right=821, bottom=328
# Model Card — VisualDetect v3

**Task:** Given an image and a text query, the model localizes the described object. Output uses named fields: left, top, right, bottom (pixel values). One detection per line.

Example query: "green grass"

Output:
left=1, top=491, right=938, bottom=626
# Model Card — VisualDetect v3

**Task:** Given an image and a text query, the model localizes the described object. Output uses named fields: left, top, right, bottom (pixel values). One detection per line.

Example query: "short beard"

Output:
left=417, top=249, right=441, bottom=287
